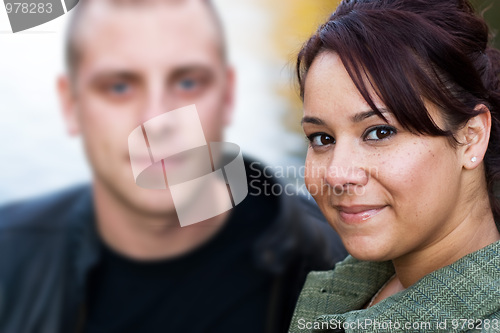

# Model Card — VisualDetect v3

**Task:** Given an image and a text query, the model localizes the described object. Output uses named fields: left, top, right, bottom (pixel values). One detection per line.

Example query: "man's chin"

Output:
left=124, top=188, right=179, bottom=217
left=95, top=175, right=179, bottom=218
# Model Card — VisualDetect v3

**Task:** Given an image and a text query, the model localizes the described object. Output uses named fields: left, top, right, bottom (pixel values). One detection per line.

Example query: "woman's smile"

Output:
left=336, top=205, right=388, bottom=224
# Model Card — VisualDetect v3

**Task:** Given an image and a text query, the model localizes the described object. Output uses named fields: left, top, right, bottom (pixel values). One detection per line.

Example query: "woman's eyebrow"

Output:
left=301, top=108, right=389, bottom=126
left=301, top=116, right=325, bottom=126
left=352, top=109, right=389, bottom=123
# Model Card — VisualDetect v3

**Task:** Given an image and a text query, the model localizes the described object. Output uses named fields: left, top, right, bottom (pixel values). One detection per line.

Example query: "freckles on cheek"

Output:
left=381, top=142, right=437, bottom=207
left=378, top=145, right=419, bottom=183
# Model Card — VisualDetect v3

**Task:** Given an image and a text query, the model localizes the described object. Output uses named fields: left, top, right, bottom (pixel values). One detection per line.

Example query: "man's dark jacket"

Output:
left=0, top=160, right=347, bottom=333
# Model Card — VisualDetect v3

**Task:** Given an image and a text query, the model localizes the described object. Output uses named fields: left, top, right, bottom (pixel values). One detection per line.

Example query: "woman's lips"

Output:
left=337, top=205, right=387, bottom=224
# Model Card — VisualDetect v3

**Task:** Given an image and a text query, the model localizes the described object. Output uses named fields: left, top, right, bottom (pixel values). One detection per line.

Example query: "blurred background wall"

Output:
left=0, top=0, right=498, bottom=204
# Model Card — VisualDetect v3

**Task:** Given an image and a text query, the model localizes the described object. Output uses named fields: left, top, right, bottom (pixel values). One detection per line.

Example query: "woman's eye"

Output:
left=308, top=133, right=335, bottom=147
left=364, top=126, right=396, bottom=141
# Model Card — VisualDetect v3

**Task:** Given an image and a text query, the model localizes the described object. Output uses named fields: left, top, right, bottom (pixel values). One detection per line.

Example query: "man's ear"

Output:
left=462, top=104, right=491, bottom=170
left=222, top=66, right=235, bottom=126
left=57, top=75, right=80, bottom=136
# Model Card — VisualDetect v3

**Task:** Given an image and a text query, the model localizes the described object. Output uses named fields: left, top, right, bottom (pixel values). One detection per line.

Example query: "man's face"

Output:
left=60, top=1, right=234, bottom=216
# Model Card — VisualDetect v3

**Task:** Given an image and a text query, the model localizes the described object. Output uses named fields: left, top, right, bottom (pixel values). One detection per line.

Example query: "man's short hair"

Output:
left=65, top=0, right=227, bottom=79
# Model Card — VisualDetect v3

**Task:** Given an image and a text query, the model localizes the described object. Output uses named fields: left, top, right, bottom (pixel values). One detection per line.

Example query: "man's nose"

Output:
left=138, top=79, right=178, bottom=141
left=140, top=77, right=175, bottom=123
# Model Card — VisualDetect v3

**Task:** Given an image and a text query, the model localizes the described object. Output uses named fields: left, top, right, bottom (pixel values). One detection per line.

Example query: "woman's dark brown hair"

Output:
left=297, top=0, right=500, bottom=223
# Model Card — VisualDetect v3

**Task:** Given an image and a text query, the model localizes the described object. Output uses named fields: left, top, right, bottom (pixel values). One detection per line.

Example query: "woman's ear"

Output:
left=57, top=75, right=81, bottom=136
left=462, top=104, right=491, bottom=170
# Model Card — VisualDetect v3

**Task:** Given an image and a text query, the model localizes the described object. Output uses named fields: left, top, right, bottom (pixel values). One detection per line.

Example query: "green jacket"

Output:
left=290, top=240, right=500, bottom=333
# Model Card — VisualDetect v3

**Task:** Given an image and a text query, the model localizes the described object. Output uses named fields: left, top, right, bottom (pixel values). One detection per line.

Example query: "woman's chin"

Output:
left=344, top=241, right=394, bottom=262
left=350, top=252, right=392, bottom=262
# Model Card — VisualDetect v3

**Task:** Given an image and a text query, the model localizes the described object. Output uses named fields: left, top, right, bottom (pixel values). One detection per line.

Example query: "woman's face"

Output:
left=302, top=52, right=465, bottom=261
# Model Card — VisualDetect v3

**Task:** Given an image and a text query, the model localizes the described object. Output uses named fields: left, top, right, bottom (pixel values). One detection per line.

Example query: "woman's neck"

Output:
left=392, top=194, right=499, bottom=289
left=369, top=202, right=498, bottom=307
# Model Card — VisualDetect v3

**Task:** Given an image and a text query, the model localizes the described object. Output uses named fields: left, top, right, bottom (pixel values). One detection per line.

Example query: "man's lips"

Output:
left=336, top=205, right=387, bottom=224
left=128, top=155, right=186, bottom=166
left=129, top=156, right=153, bottom=163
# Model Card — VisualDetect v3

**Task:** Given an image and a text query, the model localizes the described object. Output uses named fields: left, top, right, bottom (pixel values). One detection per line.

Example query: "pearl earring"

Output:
left=471, top=157, right=477, bottom=163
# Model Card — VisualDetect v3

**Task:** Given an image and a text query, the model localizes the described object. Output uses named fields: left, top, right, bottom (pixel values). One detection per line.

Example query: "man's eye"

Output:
left=364, top=126, right=397, bottom=141
left=308, top=133, right=335, bottom=147
left=109, top=82, right=130, bottom=95
left=177, top=78, right=198, bottom=91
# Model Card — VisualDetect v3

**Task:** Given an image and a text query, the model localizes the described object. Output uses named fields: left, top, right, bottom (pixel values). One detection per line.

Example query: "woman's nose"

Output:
left=323, top=141, right=369, bottom=193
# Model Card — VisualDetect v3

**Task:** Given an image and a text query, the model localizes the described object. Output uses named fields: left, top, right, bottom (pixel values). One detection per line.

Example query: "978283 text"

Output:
left=5, top=2, right=53, bottom=14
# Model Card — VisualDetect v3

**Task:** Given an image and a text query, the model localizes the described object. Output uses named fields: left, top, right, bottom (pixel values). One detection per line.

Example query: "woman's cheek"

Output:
left=305, top=154, right=326, bottom=201
left=376, top=142, right=435, bottom=210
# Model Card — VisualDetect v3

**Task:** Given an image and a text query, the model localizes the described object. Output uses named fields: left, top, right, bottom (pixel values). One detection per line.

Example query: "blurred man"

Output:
left=0, top=1, right=346, bottom=332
